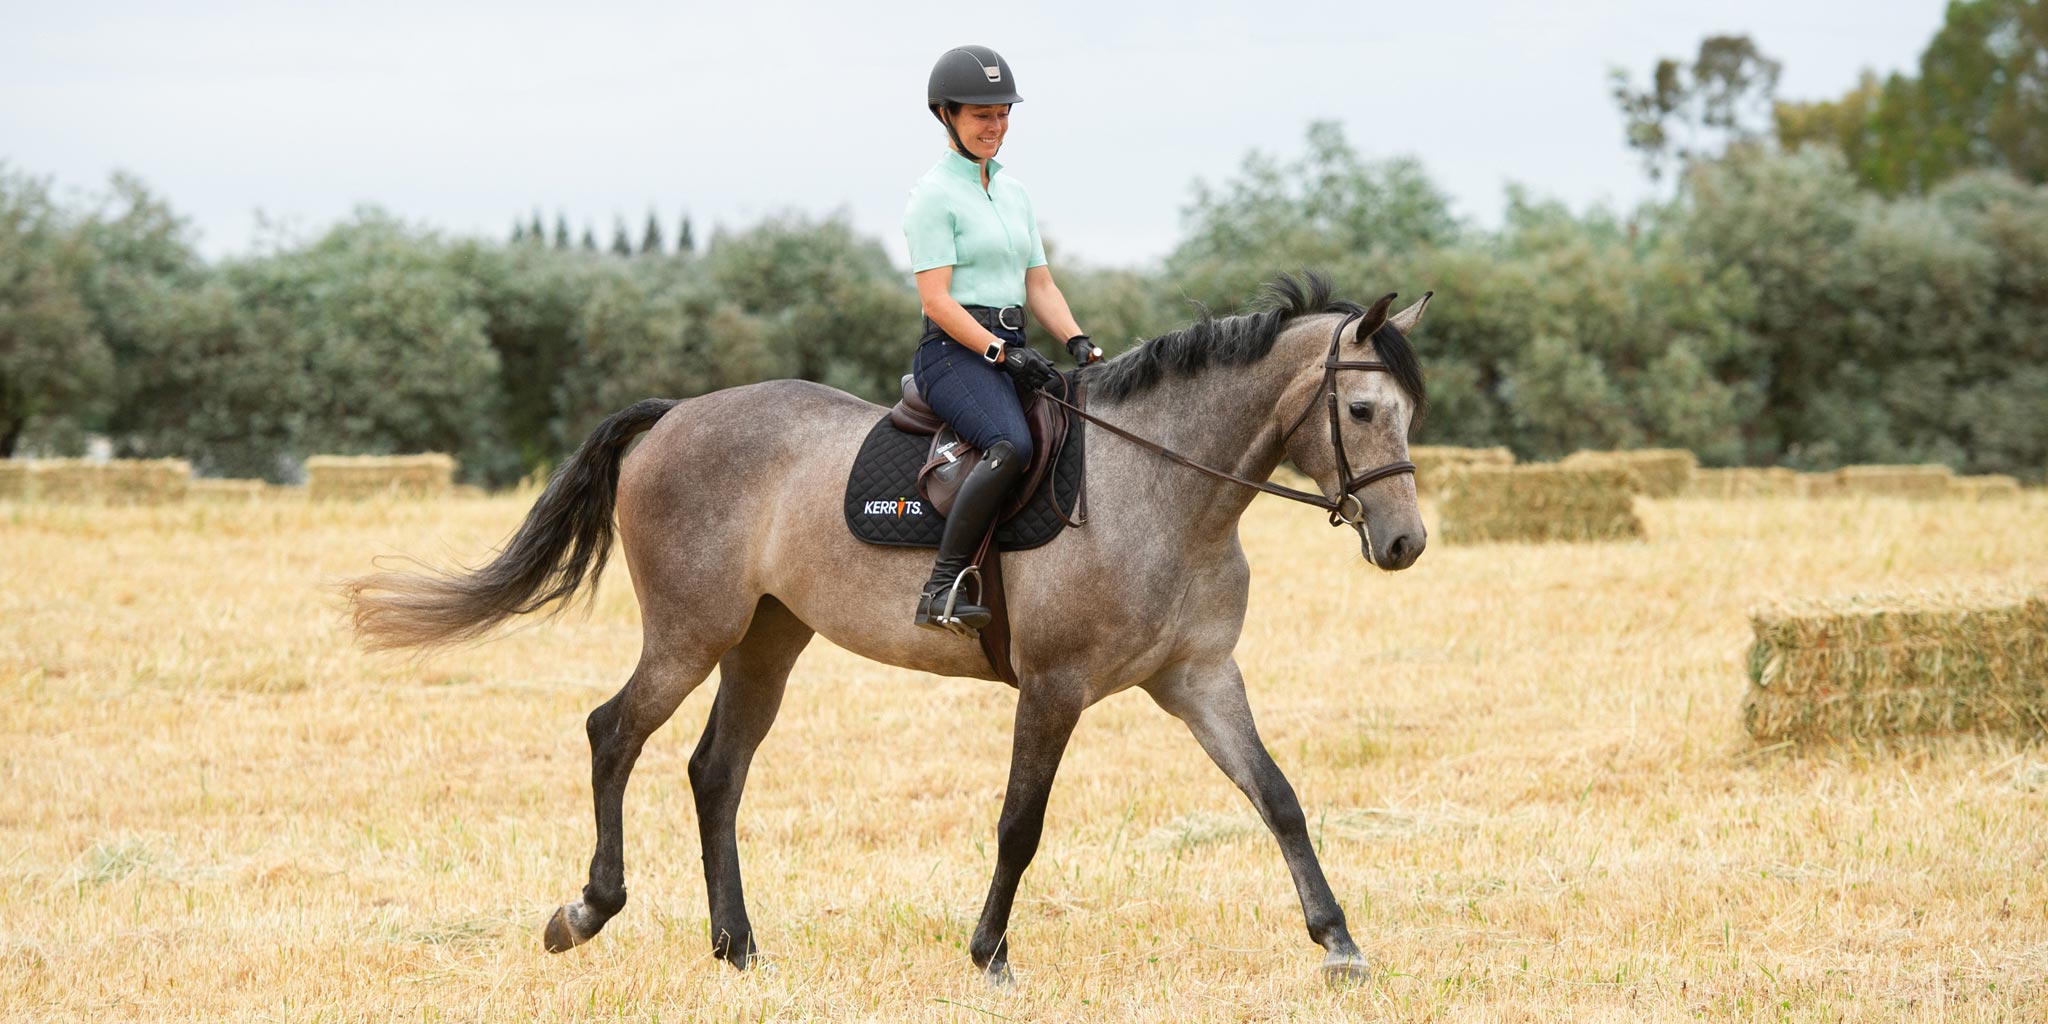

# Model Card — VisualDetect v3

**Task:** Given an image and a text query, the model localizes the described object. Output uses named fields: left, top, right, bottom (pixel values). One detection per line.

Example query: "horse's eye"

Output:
left=1349, top=400, right=1374, bottom=423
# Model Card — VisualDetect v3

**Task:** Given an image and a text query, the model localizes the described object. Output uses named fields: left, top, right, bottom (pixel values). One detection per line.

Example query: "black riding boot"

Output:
left=914, top=440, right=1024, bottom=634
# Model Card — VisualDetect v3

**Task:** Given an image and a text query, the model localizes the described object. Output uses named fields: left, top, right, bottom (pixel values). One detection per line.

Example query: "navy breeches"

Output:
left=911, top=321, right=1035, bottom=466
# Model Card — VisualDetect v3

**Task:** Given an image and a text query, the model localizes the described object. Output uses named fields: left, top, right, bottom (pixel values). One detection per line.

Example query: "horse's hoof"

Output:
left=983, top=961, right=1016, bottom=989
left=543, top=903, right=597, bottom=953
left=1320, top=951, right=1370, bottom=986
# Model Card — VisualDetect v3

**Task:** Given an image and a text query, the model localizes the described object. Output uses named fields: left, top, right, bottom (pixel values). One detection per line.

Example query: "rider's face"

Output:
left=948, top=104, right=1010, bottom=160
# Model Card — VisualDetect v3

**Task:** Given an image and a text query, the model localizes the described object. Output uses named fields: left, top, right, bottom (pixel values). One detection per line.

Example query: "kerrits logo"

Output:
left=862, top=497, right=924, bottom=518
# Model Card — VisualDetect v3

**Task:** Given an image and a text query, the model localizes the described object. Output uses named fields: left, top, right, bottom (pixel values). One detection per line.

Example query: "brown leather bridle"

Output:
left=1039, top=303, right=1417, bottom=528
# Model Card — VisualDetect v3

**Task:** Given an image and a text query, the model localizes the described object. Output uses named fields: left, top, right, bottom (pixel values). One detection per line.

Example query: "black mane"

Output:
left=1081, top=272, right=1427, bottom=419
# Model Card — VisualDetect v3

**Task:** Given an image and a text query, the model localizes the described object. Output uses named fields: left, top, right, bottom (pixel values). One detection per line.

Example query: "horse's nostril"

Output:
left=1387, top=535, right=1409, bottom=562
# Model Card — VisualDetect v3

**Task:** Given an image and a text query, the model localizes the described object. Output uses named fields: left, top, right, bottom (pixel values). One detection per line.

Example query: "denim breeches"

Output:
left=910, top=321, right=1035, bottom=466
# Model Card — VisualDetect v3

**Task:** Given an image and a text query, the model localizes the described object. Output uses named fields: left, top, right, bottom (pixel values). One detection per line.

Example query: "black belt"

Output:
left=962, top=305, right=1026, bottom=331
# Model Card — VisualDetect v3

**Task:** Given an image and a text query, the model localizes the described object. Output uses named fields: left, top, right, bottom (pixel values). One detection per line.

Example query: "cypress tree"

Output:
left=529, top=210, right=546, bottom=245
left=581, top=226, right=598, bottom=251
left=610, top=218, right=633, bottom=256
left=511, top=219, right=526, bottom=244
left=553, top=214, right=571, bottom=250
left=677, top=214, right=695, bottom=255
left=640, top=211, right=665, bottom=255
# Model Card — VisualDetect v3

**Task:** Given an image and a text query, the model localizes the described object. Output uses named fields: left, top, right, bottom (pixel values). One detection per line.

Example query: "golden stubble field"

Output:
left=2, top=489, right=2045, bottom=1022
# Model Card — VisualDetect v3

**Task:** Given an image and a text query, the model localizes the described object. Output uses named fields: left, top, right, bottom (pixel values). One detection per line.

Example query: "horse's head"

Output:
left=1279, top=292, right=1431, bottom=570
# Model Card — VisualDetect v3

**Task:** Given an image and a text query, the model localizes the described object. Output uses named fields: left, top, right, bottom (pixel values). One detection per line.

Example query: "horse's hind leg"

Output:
left=543, top=645, right=722, bottom=953
left=687, top=596, right=811, bottom=968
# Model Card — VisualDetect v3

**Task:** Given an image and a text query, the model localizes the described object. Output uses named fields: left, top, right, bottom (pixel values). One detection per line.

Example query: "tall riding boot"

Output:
left=914, top=440, right=1024, bottom=634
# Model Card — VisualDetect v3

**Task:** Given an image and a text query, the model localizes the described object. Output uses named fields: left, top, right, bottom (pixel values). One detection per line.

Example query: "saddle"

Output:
left=889, top=373, right=1083, bottom=527
left=841, top=371, right=1089, bottom=685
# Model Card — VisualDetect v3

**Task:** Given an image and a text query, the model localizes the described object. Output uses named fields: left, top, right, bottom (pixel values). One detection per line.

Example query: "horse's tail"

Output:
left=343, top=398, right=680, bottom=652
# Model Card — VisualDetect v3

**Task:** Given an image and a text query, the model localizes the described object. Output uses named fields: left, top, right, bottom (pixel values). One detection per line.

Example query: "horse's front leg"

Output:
left=967, top=681, right=1086, bottom=984
left=1145, top=658, right=1367, bottom=984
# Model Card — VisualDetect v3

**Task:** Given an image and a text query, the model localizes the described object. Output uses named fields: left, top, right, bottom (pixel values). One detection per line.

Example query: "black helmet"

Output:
left=927, top=45, right=1022, bottom=109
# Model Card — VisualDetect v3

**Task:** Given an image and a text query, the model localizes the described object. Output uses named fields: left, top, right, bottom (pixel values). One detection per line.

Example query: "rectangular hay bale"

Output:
left=1410, top=445, right=1514, bottom=496
left=304, top=454, right=456, bottom=501
left=1743, top=585, right=2048, bottom=744
left=1436, top=464, right=1643, bottom=543
left=25, top=459, right=191, bottom=504
left=1560, top=448, right=1698, bottom=498
left=1836, top=463, right=1953, bottom=498
left=1950, top=474, right=2020, bottom=501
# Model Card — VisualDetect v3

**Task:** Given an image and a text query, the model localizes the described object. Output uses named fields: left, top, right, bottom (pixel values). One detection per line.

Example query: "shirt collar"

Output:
left=942, top=149, right=1002, bottom=184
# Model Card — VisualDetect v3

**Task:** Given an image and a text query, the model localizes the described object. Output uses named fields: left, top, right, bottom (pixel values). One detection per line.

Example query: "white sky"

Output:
left=2, top=0, right=1946, bottom=269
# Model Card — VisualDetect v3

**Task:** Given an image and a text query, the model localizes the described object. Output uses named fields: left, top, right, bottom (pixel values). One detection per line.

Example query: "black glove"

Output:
left=999, top=344, right=1058, bottom=391
left=1065, top=334, right=1102, bottom=365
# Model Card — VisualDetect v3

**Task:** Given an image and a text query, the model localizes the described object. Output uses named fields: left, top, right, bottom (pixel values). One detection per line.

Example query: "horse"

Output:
left=343, top=272, right=1432, bottom=984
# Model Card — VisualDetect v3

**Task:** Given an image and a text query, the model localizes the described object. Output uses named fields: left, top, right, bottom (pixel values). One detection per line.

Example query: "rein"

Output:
left=1039, top=310, right=1416, bottom=527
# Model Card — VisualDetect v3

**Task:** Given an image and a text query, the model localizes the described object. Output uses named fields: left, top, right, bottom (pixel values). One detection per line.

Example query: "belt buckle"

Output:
left=997, top=306, right=1023, bottom=331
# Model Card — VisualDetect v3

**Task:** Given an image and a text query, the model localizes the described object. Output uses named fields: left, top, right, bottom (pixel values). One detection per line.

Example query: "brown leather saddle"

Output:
left=888, top=371, right=1086, bottom=685
left=888, top=373, right=1083, bottom=528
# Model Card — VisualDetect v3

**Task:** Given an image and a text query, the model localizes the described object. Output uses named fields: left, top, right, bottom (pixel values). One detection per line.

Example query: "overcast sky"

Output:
left=3, top=1, right=1946, bottom=270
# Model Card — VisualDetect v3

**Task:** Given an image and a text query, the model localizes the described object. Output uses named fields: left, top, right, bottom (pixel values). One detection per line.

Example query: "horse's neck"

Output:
left=1087, top=321, right=1321, bottom=544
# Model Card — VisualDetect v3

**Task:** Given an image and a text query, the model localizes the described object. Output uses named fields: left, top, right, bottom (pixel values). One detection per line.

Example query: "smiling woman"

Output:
left=902, top=44, right=1101, bottom=635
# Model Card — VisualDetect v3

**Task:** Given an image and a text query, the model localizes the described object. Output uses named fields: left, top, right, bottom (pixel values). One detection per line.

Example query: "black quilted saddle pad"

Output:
left=842, top=412, right=1084, bottom=551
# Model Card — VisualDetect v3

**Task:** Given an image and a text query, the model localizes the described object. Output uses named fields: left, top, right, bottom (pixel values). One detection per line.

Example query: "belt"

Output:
left=961, top=305, right=1026, bottom=331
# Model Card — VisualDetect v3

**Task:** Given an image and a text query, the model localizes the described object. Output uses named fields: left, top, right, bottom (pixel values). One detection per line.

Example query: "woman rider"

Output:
left=905, top=44, right=1102, bottom=633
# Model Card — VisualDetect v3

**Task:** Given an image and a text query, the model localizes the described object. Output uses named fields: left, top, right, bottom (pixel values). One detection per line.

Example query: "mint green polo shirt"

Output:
left=902, top=151, right=1048, bottom=308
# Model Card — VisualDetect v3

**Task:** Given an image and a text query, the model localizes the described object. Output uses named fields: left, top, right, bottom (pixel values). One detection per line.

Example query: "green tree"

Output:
left=553, top=214, right=571, bottom=250
left=0, top=168, right=111, bottom=455
left=677, top=214, right=695, bottom=255
left=1612, top=35, right=1784, bottom=182
left=640, top=211, right=665, bottom=255
left=610, top=218, right=633, bottom=256
left=1777, top=0, right=2048, bottom=194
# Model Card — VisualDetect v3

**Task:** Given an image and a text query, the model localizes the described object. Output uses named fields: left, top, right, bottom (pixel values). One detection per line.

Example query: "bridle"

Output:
left=1038, top=306, right=1416, bottom=528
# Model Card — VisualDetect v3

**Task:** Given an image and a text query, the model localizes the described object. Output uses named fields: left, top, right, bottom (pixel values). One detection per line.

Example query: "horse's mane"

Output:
left=1081, top=272, right=1427, bottom=418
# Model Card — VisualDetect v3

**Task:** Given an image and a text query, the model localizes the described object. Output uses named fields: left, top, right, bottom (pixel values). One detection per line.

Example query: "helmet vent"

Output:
left=982, top=65, right=1001, bottom=82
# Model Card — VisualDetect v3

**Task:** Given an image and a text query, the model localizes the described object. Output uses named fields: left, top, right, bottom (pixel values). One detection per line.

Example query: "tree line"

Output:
left=3, top=1, right=2044, bottom=484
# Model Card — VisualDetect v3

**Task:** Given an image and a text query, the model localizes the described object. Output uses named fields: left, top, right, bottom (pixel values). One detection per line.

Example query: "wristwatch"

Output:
left=981, top=338, right=1006, bottom=365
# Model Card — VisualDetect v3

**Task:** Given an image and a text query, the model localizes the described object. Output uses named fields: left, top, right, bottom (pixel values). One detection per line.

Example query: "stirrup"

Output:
left=937, top=565, right=984, bottom=635
left=917, top=564, right=987, bottom=636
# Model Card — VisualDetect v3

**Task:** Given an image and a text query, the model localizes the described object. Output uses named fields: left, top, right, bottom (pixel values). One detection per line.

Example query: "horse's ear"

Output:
left=1352, top=292, right=1397, bottom=343
left=1389, top=291, right=1432, bottom=334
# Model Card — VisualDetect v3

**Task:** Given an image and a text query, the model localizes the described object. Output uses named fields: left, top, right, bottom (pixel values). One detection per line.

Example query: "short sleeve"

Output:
left=1023, top=191, right=1048, bottom=269
left=903, top=183, right=958, bottom=273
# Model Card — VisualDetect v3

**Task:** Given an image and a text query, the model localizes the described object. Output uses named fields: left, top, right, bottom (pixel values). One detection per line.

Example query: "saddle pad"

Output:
left=843, top=413, right=1084, bottom=550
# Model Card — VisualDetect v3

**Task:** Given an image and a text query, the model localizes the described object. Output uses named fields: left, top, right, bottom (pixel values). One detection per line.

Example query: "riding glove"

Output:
left=1065, top=334, right=1102, bottom=365
left=999, top=344, right=1059, bottom=391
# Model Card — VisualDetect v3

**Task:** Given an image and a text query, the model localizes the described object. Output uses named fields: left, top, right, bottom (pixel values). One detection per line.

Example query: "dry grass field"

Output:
left=3, top=488, right=2045, bottom=1022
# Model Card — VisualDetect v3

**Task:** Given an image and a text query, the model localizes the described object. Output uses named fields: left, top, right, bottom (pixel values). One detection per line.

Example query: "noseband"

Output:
left=1040, top=310, right=1416, bottom=527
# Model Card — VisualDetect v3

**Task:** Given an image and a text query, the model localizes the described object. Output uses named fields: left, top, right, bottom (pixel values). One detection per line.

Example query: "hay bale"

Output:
left=1742, top=585, right=2048, bottom=744
left=1950, top=474, right=2020, bottom=501
left=0, top=460, right=28, bottom=501
left=26, top=459, right=191, bottom=504
left=190, top=478, right=271, bottom=503
left=1410, top=445, right=1514, bottom=496
left=304, top=454, right=456, bottom=501
left=1559, top=449, right=1698, bottom=498
left=1687, top=466, right=1799, bottom=499
left=1836, top=463, right=1954, bottom=498
left=1436, top=464, right=1643, bottom=543
left=1795, top=473, right=1844, bottom=499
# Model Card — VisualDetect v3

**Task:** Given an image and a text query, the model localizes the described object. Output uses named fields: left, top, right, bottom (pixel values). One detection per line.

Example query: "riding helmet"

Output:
left=927, top=45, right=1022, bottom=110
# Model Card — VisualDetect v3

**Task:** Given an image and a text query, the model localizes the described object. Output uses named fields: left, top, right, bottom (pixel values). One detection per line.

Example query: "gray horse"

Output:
left=344, top=273, right=1431, bottom=984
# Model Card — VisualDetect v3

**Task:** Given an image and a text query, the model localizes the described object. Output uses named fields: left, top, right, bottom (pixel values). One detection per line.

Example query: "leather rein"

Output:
left=1038, top=309, right=1416, bottom=527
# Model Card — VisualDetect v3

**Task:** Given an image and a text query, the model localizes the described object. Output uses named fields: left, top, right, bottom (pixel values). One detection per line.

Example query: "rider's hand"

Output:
left=1065, top=334, right=1102, bottom=366
left=999, top=345, right=1058, bottom=391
